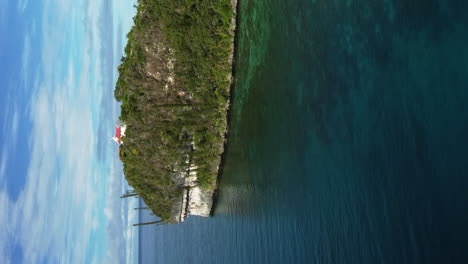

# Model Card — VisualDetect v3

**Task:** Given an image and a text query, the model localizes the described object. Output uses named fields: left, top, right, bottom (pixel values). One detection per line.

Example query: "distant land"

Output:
left=114, top=0, right=238, bottom=223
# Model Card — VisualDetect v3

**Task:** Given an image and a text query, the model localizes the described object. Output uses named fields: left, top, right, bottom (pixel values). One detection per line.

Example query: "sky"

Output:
left=0, top=0, right=138, bottom=263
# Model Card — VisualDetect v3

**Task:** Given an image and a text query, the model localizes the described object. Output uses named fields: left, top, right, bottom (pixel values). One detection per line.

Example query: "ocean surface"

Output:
left=139, top=0, right=468, bottom=263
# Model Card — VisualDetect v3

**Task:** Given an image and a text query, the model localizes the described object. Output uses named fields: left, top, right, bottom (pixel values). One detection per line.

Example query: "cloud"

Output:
left=0, top=191, right=13, bottom=263
left=0, top=103, right=19, bottom=180
left=0, top=150, right=7, bottom=178
left=0, top=1, right=111, bottom=262
left=0, top=0, right=139, bottom=262
left=5, top=68, right=100, bottom=263
left=20, top=35, right=31, bottom=86
left=125, top=196, right=139, bottom=264
left=102, top=161, right=127, bottom=263
left=17, top=0, right=29, bottom=13
left=1, top=94, right=13, bottom=134
left=10, top=110, right=19, bottom=138
left=82, top=0, right=120, bottom=162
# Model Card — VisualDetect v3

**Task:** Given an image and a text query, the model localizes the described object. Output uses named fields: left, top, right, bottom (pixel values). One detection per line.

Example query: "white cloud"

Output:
left=0, top=1, right=105, bottom=262
left=21, top=35, right=31, bottom=85
left=0, top=150, right=7, bottom=178
left=11, top=73, right=99, bottom=263
left=0, top=103, right=19, bottom=180
left=17, top=0, right=29, bottom=13
left=1, top=94, right=12, bottom=133
left=102, top=162, right=127, bottom=264
left=10, top=110, right=19, bottom=138
left=0, top=0, right=139, bottom=262
left=9, top=108, right=20, bottom=147
left=0, top=191, right=13, bottom=263
left=125, top=197, right=139, bottom=264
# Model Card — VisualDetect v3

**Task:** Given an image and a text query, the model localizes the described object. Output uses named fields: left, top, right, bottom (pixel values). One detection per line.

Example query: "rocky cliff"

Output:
left=168, top=0, right=238, bottom=223
left=115, top=0, right=238, bottom=223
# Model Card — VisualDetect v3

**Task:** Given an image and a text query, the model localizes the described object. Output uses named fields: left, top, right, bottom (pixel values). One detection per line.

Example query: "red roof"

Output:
left=115, top=127, right=121, bottom=139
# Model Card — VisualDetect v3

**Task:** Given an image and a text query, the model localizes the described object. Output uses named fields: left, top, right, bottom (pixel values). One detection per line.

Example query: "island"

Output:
left=114, top=0, right=238, bottom=223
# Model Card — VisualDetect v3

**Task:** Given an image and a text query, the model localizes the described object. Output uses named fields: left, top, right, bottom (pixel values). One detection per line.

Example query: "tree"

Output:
left=133, top=220, right=165, bottom=227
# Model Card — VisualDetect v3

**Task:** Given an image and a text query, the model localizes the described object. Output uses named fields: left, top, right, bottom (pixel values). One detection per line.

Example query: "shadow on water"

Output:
left=210, top=0, right=244, bottom=217
left=143, top=0, right=468, bottom=263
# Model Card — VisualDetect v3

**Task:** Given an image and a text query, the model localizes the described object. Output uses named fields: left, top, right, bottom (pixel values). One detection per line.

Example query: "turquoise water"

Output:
left=139, top=0, right=468, bottom=263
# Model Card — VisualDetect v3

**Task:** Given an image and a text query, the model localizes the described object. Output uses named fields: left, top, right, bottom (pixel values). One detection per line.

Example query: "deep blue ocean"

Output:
left=139, top=0, right=468, bottom=263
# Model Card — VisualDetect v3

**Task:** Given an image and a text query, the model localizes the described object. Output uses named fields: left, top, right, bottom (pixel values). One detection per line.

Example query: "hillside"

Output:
left=114, top=0, right=237, bottom=222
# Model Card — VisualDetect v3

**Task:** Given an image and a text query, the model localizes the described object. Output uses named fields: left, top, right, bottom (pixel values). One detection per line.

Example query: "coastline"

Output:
left=115, top=0, right=240, bottom=223
left=176, top=0, right=240, bottom=222
left=210, top=0, right=241, bottom=216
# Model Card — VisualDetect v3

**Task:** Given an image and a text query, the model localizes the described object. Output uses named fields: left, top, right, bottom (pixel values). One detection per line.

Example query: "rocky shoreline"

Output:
left=116, top=0, right=239, bottom=223
left=171, top=0, right=239, bottom=223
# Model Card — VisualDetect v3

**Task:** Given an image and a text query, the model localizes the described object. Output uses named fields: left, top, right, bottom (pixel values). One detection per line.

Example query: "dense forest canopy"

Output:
left=114, top=0, right=235, bottom=222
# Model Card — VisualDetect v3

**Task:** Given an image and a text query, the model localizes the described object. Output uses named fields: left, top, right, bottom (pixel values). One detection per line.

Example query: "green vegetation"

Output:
left=115, top=0, right=235, bottom=222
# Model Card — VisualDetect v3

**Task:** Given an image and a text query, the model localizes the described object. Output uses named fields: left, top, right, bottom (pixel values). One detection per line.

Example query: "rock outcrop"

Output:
left=115, top=0, right=238, bottom=223
left=169, top=0, right=238, bottom=223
